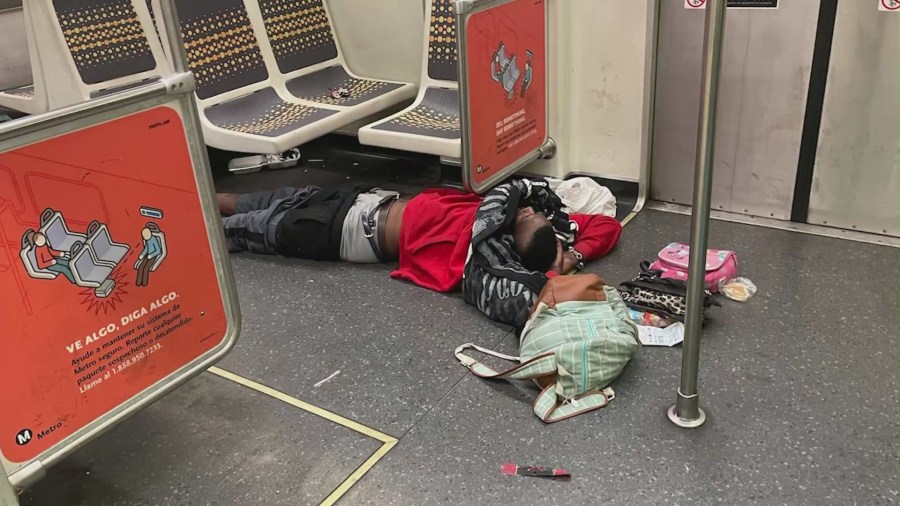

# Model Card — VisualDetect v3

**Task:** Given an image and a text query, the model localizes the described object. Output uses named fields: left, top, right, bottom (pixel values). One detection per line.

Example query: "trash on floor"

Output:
left=628, top=308, right=671, bottom=328
left=313, top=370, right=341, bottom=387
left=501, top=462, right=571, bottom=479
left=637, top=322, right=685, bottom=347
left=329, top=86, right=351, bottom=99
left=721, top=277, right=757, bottom=302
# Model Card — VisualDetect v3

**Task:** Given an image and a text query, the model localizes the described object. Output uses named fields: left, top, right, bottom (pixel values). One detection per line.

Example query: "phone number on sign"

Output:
left=111, top=343, right=162, bottom=374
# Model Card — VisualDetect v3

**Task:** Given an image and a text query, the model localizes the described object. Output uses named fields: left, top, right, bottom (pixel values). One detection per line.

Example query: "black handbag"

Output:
left=618, top=262, right=719, bottom=321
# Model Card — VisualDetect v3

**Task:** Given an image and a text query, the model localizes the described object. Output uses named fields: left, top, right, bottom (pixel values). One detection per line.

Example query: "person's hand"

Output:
left=561, top=251, right=579, bottom=274
left=550, top=241, right=565, bottom=274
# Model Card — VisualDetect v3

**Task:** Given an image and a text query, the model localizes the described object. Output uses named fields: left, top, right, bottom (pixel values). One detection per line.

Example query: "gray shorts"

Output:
left=340, top=189, right=399, bottom=263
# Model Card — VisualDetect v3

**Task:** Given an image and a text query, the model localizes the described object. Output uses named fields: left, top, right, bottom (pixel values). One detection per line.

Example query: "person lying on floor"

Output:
left=217, top=178, right=622, bottom=326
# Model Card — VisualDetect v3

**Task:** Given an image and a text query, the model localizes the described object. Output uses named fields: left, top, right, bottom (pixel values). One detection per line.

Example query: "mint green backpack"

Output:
left=456, top=280, right=640, bottom=423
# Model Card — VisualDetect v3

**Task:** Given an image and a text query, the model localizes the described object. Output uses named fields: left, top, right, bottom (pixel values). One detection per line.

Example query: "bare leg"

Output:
left=217, top=194, right=239, bottom=216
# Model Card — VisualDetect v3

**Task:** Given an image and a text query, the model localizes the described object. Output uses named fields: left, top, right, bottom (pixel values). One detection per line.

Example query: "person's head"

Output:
left=34, top=232, right=46, bottom=247
left=513, top=206, right=557, bottom=272
left=141, top=228, right=152, bottom=240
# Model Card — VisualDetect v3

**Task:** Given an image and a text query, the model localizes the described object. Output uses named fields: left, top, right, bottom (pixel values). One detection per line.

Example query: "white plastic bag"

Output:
left=548, top=177, right=616, bottom=217
left=721, top=277, right=757, bottom=302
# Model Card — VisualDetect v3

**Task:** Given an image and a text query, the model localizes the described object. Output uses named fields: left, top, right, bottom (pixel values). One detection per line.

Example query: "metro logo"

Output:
left=16, top=429, right=32, bottom=446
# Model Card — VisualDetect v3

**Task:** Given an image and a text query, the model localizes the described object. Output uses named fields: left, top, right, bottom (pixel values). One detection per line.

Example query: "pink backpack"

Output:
left=649, top=243, right=737, bottom=293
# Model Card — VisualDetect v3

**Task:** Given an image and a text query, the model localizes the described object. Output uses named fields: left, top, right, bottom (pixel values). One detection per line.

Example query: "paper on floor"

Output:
left=637, top=322, right=685, bottom=347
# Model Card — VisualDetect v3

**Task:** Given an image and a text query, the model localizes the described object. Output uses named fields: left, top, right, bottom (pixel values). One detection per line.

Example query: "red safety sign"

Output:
left=0, top=106, right=228, bottom=464
left=464, top=0, right=547, bottom=187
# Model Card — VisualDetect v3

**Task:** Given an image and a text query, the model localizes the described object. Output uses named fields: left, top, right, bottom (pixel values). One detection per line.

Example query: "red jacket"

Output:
left=391, top=188, right=622, bottom=292
left=35, top=244, right=63, bottom=269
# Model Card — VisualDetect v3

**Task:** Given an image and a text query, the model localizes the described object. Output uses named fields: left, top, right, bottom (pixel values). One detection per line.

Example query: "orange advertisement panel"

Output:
left=465, top=0, right=547, bottom=185
left=0, top=106, right=228, bottom=463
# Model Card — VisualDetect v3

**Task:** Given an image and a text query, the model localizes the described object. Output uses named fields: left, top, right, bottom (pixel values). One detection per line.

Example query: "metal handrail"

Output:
left=667, top=0, right=727, bottom=429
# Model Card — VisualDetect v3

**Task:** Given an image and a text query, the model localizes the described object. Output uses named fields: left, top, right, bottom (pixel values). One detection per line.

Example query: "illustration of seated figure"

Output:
left=520, top=51, right=533, bottom=97
left=32, top=232, right=76, bottom=283
left=135, top=224, right=164, bottom=287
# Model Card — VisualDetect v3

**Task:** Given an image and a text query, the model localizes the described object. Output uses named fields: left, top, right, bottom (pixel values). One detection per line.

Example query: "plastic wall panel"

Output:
left=326, top=0, right=424, bottom=85
left=807, top=3, right=899, bottom=237
left=563, top=0, right=652, bottom=182
left=527, top=0, right=654, bottom=183
left=0, top=7, right=31, bottom=91
left=652, top=3, right=819, bottom=219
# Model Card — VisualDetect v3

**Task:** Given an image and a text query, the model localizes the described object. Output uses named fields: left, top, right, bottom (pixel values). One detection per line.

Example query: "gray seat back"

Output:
left=87, top=221, right=129, bottom=266
left=51, top=0, right=157, bottom=84
left=427, top=0, right=458, bottom=82
left=71, top=242, right=111, bottom=285
left=257, top=0, right=339, bottom=74
left=496, top=44, right=510, bottom=70
left=175, top=0, right=270, bottom=100
left=42, top=214, right=68, bottom=249
left=502, top=55, right=520, bottom=93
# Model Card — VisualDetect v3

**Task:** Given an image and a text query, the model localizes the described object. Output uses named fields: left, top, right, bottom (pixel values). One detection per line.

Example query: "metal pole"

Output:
left=667, top=0, right=727, bottom=429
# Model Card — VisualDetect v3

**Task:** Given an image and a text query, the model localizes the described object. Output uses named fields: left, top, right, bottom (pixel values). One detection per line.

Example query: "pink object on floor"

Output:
left=649, top=242, right=738, bottom=293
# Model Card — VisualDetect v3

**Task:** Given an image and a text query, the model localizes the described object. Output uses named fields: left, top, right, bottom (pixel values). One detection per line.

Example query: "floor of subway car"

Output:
left=21, top=158, right=899, bottom=505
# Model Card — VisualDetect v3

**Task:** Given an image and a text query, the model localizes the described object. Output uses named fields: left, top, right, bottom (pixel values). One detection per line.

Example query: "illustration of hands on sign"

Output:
left=19, top=208, right=130, bottom=298
left=133, top=221, right=166, bottom=287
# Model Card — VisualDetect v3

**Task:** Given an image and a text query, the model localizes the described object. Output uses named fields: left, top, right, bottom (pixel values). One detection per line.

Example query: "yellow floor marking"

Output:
left=320, top=439, right=397, bottom=506
left=620, top=211, right=639, bottom=227
left=207, top=366, right=398, bottom=505
left=208, top=366, right=395, bottom=444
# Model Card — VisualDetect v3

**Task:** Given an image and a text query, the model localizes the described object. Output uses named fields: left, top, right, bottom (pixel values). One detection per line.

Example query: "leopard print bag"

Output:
left=618, top=262, right=719, bottom=321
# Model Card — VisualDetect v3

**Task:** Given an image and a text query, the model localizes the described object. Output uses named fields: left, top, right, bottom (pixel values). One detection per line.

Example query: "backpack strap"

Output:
left=455, top=343, right=616, bottom=423
left=533, top=385, right=616, bottom=423
left=455, top=343, right=557, bottom=380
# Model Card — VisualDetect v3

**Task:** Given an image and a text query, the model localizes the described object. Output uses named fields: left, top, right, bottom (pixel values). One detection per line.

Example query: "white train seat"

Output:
left=254, top=0, right=415, bottom=120
left=0, top=0, right=168, bottom=113
left=0, top=84, right=47, bottom=116
left=172, top=0, right=367, bottom=154
left=358, top=0, right=461, bottom=159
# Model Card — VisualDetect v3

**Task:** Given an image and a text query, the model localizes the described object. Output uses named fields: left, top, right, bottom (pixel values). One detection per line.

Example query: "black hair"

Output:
left=518, top=223, right=558, bottom=272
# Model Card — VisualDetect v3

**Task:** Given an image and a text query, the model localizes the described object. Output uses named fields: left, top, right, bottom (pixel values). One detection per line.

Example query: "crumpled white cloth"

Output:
left=546, top=177, right=617, bottom=217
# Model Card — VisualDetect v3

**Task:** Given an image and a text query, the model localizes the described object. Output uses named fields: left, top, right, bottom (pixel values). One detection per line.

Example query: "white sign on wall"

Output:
left=685, top=0, right=779, bottom=8
left=880, top=0, right=900, bottom=12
